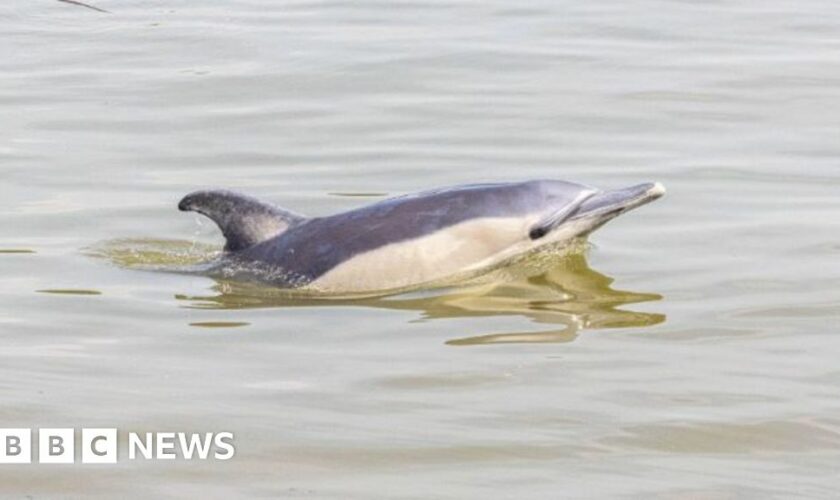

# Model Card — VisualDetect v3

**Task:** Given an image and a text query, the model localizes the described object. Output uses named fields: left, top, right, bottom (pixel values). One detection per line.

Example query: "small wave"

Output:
left=84, top=238, right=222, bottom=273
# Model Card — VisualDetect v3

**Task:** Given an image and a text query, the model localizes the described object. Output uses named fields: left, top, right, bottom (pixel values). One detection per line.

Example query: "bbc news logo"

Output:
left=0, top=429, right=235, bottom=464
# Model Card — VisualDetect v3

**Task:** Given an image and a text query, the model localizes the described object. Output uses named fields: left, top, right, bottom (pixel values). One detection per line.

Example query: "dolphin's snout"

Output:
left=647, top=182, right=666, bottom=199
left=573, top=181, right=665, bottom=222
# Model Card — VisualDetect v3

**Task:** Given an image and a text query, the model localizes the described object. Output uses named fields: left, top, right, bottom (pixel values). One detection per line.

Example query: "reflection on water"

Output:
left=89, top=237, right=664, bottom=345
left=36, top=288, right=102, bottom=296
left=172, top=250, right=665, bottom=345
left=189, top=321, right=251, bottom=328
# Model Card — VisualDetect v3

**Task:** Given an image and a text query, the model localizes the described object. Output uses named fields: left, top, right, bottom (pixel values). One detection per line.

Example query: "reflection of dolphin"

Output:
left=175, top=252, right=665, bottom=346
left=178, top=180, right=665, bottom=295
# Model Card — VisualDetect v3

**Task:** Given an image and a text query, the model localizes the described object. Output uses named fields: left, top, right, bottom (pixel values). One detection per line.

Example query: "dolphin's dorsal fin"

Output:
left=178, top=190, right=305, bottom=252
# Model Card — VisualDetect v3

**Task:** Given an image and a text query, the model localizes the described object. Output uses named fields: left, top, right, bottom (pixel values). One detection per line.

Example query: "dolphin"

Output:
left=178, top=180, right=665, bottom=294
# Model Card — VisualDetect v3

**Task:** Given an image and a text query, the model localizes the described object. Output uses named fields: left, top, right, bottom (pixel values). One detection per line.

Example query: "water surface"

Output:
left=2, top=0, right=840, bottom=497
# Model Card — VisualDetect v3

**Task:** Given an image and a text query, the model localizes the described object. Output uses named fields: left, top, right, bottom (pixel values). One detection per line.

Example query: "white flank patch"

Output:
left=309, top=216, right=545, bottom=293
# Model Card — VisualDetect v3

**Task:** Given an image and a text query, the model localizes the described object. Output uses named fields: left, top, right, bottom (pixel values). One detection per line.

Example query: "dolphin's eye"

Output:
left=529, top=227, right=547, bottom=240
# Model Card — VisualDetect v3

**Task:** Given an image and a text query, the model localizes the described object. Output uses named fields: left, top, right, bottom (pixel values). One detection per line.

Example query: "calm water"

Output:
left=2, top=0, right=840, bottom=497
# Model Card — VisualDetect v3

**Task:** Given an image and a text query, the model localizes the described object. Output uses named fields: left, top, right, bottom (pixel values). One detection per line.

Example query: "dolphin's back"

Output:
left=235, top=180, right=586, bottom=287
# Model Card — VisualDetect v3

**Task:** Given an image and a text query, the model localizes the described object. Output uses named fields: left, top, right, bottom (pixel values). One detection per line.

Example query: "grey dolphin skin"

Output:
left=179, top=180, right=665, bottom=294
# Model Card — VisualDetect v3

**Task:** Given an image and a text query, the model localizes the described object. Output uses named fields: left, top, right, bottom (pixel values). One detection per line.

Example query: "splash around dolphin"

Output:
left=177, top=180, right=665, bottom=295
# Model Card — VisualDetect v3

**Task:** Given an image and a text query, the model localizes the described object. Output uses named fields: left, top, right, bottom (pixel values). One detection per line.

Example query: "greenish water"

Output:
left=2, top=0, right=840, bottom=498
